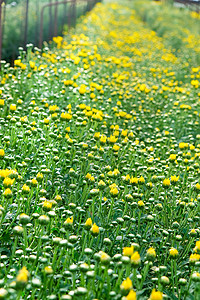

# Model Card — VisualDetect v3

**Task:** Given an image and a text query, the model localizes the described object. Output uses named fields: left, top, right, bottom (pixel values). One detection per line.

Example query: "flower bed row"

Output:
left=0, top=1, right=200, bottom=299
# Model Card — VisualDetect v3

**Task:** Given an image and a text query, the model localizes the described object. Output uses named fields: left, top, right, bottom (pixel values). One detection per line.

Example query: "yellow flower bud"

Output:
left=149, top=289, right=163, bottom=300
left=84, top=218, right=92, bottom=230
left=169, top=247, right=178, bottom=259
left=120, top=277, right=133, bottom=296
left=90, top=223, right=99, bottom=236
left=131, top=251, right=141, bottom=267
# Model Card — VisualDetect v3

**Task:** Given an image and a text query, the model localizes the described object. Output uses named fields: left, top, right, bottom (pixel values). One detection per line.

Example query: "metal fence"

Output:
left=174, top=0, right=200, bottom=11
left=0, top=0, right=100, bottom=64
left=0, top=0, right=198, bottom=64
left=155, top=0, right=200, bottom=10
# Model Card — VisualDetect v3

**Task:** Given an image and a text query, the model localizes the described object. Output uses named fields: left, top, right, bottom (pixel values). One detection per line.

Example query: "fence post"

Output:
left=24, top=0, right=29, bottom=49
left=86, top=0, right=90, bottom=11
left=35, top=0, right=39, bottom=46
left=49, top=0, right=53, bottom=40
left=54, top=0, right=58, bottom=37
left=2, top=0, right=6, bottom=43
left=0, top=0, right=3, bottom=68
left=71, top=0, right=76, bottom=27
left=62, top=1, right=68, bottom=32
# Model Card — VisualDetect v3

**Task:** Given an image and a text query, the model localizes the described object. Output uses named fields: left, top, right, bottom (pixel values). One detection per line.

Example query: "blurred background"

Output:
left=0, top=0, right=199, bottom=63
left=0, top=0, right=100, bottom=63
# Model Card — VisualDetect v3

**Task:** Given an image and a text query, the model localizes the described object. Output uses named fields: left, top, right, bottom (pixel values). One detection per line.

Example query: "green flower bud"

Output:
left=161, top=276, right=170, bottom=285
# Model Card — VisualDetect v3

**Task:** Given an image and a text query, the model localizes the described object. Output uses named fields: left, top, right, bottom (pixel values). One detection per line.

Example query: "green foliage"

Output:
left=130, top=0, right=200, bottom=64
left=0, top=1, right=200, bottom=299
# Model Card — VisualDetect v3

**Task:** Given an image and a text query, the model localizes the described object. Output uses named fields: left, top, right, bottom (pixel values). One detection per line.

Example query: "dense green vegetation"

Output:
left=130, top=0, right=200, bottom=64
left=0, top=1, right=200, bottom=299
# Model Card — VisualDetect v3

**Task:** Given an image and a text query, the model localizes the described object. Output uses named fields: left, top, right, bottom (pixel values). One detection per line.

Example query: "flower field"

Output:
left=0, top=1, right=200, bottom=299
